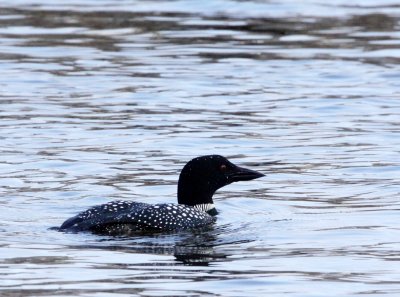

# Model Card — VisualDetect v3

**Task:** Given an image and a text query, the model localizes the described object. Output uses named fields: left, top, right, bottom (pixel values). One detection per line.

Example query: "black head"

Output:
left=177, top=155, right=264, bottom=209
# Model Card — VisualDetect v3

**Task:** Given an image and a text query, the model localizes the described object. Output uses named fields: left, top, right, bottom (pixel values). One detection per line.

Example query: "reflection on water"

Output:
left=1, top=0, right=400, bottom=296
left=77, top=230, right=229, bottom=266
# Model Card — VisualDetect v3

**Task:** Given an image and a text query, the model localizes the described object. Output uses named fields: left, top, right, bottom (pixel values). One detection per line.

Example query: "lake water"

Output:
left=1, top=0, right=400, bottom=296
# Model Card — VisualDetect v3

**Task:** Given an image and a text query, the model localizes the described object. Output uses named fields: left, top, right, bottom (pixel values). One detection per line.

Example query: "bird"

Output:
left=59, top=155, right=264, bottom=235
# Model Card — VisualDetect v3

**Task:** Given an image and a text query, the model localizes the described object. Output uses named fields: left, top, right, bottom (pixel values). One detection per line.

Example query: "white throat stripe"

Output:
left=194, top=203, right=215, bottom=212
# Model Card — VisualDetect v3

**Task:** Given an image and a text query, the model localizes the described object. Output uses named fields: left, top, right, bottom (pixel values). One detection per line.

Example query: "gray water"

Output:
left=1, top=0, right=400, bottom=296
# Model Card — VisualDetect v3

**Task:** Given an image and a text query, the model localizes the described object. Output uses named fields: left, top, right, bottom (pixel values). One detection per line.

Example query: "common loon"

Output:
left=59, top=155, right=264, bottom=235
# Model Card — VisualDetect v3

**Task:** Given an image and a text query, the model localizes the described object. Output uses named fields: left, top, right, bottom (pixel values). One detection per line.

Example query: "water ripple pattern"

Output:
left=1, top=0, right=400, bottom=296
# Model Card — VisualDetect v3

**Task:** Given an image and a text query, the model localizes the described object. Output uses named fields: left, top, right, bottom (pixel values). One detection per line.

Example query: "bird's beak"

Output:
left=228, top=165, right=265, bottom=183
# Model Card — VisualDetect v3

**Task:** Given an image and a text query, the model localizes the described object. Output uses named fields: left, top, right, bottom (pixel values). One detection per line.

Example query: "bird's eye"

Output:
left=220, top=164, right=227, bottom=172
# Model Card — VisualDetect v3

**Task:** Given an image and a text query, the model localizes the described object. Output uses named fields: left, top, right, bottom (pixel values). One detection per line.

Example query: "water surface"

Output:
left=1, top=0, right=400, bottom=296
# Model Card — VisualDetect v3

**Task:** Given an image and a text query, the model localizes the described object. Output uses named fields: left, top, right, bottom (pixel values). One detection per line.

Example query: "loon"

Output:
left=59, top=155, right=264, bottom=235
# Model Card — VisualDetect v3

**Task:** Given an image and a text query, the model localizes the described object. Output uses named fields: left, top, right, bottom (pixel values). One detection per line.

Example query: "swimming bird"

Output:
left=59, top=155, right=264, bottom=235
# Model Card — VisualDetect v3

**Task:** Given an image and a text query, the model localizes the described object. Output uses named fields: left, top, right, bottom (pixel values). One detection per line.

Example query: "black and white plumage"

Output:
left=59, top=155, right=264, bottom=235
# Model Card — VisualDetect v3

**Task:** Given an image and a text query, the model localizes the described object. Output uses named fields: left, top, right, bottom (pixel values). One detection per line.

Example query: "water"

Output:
left=1, top=0, right=400, bottom=296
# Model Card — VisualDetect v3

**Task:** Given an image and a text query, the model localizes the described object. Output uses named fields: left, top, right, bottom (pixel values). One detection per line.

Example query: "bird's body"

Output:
left=59, top=155, right=264, bottom=235
left=60, top=201, right=215, bottom=235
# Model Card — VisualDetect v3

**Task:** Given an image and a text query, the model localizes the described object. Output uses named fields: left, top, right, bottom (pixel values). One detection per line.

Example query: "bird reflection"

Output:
left=70, top=226, right=237, bottom=266
left=173, top=231, right=227, bottom=265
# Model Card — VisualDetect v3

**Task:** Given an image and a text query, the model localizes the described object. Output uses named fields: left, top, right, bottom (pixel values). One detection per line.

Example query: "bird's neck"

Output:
left=177, top=181, right=215, bottom=209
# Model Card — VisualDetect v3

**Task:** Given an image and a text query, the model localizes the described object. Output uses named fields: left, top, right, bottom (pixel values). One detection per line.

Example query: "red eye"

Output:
left=220, top=164, right=227, bottom=172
